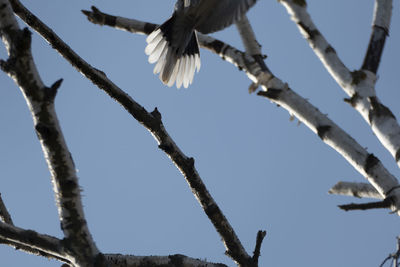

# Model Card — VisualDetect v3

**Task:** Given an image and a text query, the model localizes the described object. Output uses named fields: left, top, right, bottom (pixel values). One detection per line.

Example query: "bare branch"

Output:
left=81, top=6, right=400, bottom=213
left=235, top=15, right=262, bottom=57
left=81, top=6, right=156, bottom=36
left=0, top=194, right=70, bottom=262
left=362, top=0, right=392, bottom=73
left=252, top=231, right=267, bottom=264
left=329, top=181, right=382, bottom=199
left=338, top=197, right=393, bottom=211
left=104, top=254, right=227, bottom=267
left=235, top=15, right=270, bottom=92
left=280, top=0, right=400, bottom=169
left=81, top=6, right=273, bottom=90
left=380, top=236, right=400, bottom=267
left=0, top=0, right=103, bottom=265
left=9, top=1, right=256, bottom=265
left=0, top=221, right=70, bottom=263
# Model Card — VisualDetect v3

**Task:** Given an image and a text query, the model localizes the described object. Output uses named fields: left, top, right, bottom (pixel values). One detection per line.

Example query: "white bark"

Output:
left=329, top=181, right=382, bottom=199
left=1, top=0, right=102, bottom=265
left=81, top=6, right=400, bottom=214
left=279, top=0, right=400, bottom=168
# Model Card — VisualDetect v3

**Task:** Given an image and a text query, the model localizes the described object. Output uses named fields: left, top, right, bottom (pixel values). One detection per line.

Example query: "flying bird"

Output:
left=145, top=0, right=257, bottom=88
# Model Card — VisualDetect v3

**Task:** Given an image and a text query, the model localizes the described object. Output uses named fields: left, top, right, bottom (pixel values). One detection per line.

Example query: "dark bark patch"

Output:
left=209, top=39, right=225, bottom=55
left=350, top=70, right=366, bottom=85
left=395, top=149, right=400, bottom=163
left=317, top=125, right=331, bottom=140
left=297, top=22, right=320, bottom=41
left=257, top=89, right=282, bottom=100
left=364, top=153, right=379, bottom=174
left=293, top=0, right=307, bottom=7
left=325, top=45, right=336, bottom=54
left=368, top=97, right=396, bottom=123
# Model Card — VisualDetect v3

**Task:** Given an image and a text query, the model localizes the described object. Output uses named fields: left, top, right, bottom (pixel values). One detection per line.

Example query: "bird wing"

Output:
left=194, top=0, right=257, bottom=34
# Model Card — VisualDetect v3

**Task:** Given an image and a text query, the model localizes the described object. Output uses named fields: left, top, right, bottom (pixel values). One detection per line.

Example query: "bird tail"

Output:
left=145, top=15, right=201, bottom=88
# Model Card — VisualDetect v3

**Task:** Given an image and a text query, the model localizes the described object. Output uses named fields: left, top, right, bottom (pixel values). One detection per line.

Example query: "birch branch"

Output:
left=0, top=221, right=70, bottom=263
left=235, top=15, right=270, bottom=93
left=329, top=181, right=382, bottom=199
left=233, top=6, right=400, bottom=213
left=0, top=1, right=104, bottom=266
left=1, top=223, right=229, bottom=267
left=280, top=0, right=400, bottom=169
left=103, top=254, right=227, bottom=267
left=362, top=0, right=392, bottom=73
left=235, top=15, right=262, bottom=57
left=81, top=6, right=274, bottom=88
left=338, top=197, right=393, bottom=211
left=81, top=6, right=156, bottom=36
left=80, top=7, right=400, bottom=213
left=252, top=230, right=267, bottom=265
left=380, top=236, right=400, bottom=267
left=9, top=1, right=256, bottom=265
left=0, top=193, right=70, bottom=262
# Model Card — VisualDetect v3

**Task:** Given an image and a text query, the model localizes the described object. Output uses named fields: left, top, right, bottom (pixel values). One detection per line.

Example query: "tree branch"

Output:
left=81, top=6, right=400, bottom=213
left=0, top=193, right=71, bottom=263
left=279, top=0, right=400, bottom=169
left=380, top=236, right=400, bottom=267
left=338, top=197, right=393, bottom=211
left=362, top=0, right=392, bottom=73
left=103, top=254, right=227, bottom=267
left=252, top=231, right=267, bottom=264
left=9, top=1, right=255, bottom=265
left=328, top=181, right=382, bottom=199
left=0, top=220, right=230, bottom=267
left=81, top=6, right=156, bottom=36
left=0, top=221, right=70, bottom=263
left=235, top=15, right=270, bottom=92
left=0, top=0, right=103, bottom=266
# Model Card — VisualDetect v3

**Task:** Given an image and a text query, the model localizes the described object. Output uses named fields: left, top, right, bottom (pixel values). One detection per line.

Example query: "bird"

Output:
left=145, top=0, right=257, bottom=88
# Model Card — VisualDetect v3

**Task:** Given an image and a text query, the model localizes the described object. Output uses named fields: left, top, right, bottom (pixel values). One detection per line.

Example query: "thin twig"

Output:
left=0, top=221, right=70, bottom=263
left=0, top=192, right=68, bottom=262
left=1, top=0, right=103, bottom=265
left=338, top=197, right=393, bottom=211
left=362, top=0, right=392, bottom=73
left=280, top=0, right=400, bottom=169
left=380, top=236, right=400, bottom=267
left=9, top=1, right=253, bottom=265
left=252, top=230, right=267, bottom=264
left=81, top=6, right=400, bottom=213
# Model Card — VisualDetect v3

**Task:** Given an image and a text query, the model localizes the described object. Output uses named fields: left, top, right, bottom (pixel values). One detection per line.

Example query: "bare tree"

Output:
left=0, top=0, right=399, bottom=266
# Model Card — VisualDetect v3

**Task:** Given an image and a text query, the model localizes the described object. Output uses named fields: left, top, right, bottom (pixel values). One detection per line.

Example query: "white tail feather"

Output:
left=145, top=28, right=200, bottom=88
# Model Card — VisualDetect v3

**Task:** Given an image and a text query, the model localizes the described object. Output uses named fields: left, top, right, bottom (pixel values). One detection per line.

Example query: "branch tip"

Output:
left=150, top=107, right=162, bottom=121
left=252, top=230, right=267, bottom=264
left=81, top=6, right=105, bottom=25
left=364, top=153, right=379, bottom=174
left=338, top=197, right=393, bottom=212
left=44, top=78, right=63, bottom=101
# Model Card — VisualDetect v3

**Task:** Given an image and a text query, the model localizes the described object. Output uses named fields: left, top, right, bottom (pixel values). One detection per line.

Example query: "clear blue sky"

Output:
left=1, top=1, right=399, bottom=266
